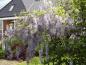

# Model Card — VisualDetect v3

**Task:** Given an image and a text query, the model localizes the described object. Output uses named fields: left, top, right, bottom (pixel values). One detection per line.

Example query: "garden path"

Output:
left=0, top=59, right=19, bottom=65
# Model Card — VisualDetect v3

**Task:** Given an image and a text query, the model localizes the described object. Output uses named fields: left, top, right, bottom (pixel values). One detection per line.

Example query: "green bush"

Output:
left=10, top=36, right=26, bottom=59
left=4, top=36, right=26, bottom=60
left=0, top=45, right=5, bottom=59
left=9, top=36, right=23, bottom=47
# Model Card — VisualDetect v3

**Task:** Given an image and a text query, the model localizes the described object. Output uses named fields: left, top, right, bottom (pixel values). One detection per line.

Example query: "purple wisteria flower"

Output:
left=39, top=48, right=43, bottom=64
left=69, top=60, right=73, bottom=65
left=46, top=44, right=49, bottom=62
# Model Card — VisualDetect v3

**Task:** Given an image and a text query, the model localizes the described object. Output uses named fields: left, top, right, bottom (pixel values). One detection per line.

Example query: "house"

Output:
left=0, top=0, right=26, bottom=39
left=0, top=0, right=55, bottom=39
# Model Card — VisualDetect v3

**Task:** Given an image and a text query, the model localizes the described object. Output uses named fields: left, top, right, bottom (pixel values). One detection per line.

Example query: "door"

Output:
left=3, top=20, right=14, bottom=37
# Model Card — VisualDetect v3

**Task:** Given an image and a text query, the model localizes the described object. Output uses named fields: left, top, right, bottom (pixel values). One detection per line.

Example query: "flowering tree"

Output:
left=15, top=1, right=74, bottom=65
left=10, top=0, right=86, bottom=65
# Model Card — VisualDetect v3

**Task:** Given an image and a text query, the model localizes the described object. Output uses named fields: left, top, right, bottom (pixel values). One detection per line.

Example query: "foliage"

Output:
left=47, top=35, right=86, bottom=65
left=73, top=0, right=86, bottom=22
left=13, top=0, right=86, bottom=65
left=0, top=49, right=4, bottom=58
left=17, top=57, right=40, bottom=65
left=53, top=6, right=66, bottom=17
left=0, top=45, right=5, bottom=58
left=3, top=36, right=25, bottom=60
left=32, top=10, right=47, bottom=16
left=17, top=57, right=53, bottom=65
left=9, top=36, right=23, bottom=46
left=44, top=0, right=86, bottom=65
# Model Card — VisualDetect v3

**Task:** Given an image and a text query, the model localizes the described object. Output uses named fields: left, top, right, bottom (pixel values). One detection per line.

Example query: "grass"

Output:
left=17, top=57, right=42, bottom=65
left=0, top=42, right=5, bottom=59
left=17, top=57, right=53, bottom=65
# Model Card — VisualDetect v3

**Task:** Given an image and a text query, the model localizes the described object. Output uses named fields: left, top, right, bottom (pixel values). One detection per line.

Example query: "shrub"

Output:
left=9, top=36, right=23, bottom=47
left=4, top=36, right=26, bottom=60
left=0, top=44, right=5, bottom=59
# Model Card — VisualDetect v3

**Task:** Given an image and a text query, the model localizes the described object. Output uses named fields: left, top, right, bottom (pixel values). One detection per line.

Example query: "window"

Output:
left=9, top=5, right=14, bottom=11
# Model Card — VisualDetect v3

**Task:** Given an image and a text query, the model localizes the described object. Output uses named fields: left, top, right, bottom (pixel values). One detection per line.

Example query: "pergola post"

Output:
left=2, top=20, right=4, bottom=39
left=1, top=20, right=5, bottom=50
left=14, top=19, right=16, bottom=30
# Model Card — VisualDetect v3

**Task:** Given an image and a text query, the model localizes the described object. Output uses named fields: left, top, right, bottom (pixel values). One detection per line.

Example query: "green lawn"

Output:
left=17, top=57, right=53, bottom=65
left=18, top=57, right=41, bottom=65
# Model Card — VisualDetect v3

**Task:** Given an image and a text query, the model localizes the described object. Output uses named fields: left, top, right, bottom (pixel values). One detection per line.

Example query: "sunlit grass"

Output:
left=17, top=57, right=53, bottom=65
left=17, top=57, right=41, bottom=65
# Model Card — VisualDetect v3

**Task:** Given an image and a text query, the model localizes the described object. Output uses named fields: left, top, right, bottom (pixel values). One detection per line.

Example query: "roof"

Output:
left=0, top=0, right=26, bottom=18
left=0, top=0, right=56, bottom=18
left=0, top=0, right=12, bottom=10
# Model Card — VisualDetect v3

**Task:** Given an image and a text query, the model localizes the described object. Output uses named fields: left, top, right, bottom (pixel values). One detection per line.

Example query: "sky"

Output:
left=0, top=0, right=12, bottom=10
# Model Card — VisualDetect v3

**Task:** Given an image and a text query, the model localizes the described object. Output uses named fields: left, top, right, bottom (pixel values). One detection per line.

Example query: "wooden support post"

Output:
left=1, top=20, right=5, bottom=50
left=14, top=19, right=16, bottom=29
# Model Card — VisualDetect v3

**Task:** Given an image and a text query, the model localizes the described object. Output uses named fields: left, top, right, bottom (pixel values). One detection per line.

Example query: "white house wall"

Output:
left=0, top=20, right=3, bottom=40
